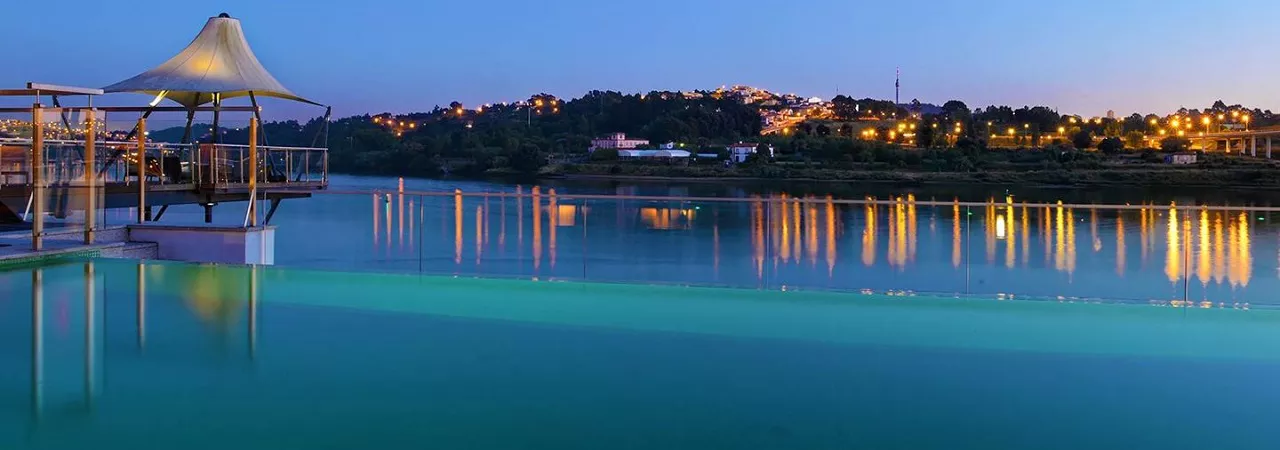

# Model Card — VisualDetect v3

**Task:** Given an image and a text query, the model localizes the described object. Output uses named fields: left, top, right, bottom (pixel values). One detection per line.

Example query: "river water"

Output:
left=101, top=174, right=1280, bottom=306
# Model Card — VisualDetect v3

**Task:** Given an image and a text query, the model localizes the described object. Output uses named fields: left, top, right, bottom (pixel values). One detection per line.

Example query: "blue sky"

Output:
left=2, top=0, right=1277, bottom=120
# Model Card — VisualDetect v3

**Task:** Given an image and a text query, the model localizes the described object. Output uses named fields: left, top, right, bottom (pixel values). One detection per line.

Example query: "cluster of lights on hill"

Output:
left=370, top=96, right=561, bottom=137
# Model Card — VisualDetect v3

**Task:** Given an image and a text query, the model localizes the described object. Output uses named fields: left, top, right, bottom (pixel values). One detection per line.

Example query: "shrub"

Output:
left=1097, top=137, right=1124, bottom=155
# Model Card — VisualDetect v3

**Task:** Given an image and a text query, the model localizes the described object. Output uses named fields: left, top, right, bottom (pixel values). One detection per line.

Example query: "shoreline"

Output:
left=544, top=168, right=1280, bottom=190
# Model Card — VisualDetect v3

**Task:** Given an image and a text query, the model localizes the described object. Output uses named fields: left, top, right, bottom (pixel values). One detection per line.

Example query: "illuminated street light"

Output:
left=1007, top=128, right=1016, bottom=136
left=1149, top=118, right=1158, bottom=125
left=1057, top=126, right=1066, bottom=134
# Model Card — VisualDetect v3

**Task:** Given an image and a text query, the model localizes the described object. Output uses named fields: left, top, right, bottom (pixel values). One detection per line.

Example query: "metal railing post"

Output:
left=136, top=118, right=146, bottom=223
left=84, top=109, right=95, bottom=244
left=31, top=104, right=44, bottom=251
left=248, top=118, right=258, bottom=227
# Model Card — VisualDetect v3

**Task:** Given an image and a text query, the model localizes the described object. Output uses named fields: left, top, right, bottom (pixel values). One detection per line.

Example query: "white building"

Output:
left=589, top=133, right=649, bottom=153
left=726, top=142, right=773, bottom=163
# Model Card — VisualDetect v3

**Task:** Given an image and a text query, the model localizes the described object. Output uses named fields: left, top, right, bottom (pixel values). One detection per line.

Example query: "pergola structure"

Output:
left=0, top=13, right=330, bottom=250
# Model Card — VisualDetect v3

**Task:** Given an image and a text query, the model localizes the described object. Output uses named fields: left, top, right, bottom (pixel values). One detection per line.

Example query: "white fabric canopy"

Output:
left=103, top=14, right=319, bottom=108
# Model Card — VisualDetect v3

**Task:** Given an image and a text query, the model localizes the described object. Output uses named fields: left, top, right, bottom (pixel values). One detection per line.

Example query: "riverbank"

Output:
left=542, top=162, right=1280, bottom=189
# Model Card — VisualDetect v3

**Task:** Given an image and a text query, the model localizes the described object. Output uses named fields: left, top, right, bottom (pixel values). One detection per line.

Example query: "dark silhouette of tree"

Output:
left=1072, top=130, right=1093, bottom=149
left=1161, top=136, right=1190, bottom=153
left=1097, top=137, right=1124, bottom=155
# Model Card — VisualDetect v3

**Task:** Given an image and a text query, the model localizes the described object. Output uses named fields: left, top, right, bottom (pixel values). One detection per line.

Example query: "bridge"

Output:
left=1192, top=127, right=1280, bottom=157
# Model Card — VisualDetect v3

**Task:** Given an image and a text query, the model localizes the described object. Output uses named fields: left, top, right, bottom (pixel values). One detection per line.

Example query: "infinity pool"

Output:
left=2, top=259, right=1279, bottom=449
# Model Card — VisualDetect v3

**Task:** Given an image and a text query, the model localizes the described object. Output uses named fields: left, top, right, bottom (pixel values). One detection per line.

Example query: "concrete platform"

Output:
left=0, top=226, right=157, bottom=268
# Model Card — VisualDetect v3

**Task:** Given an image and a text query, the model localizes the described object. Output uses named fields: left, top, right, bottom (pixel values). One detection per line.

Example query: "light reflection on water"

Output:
left=6, top=259, right=1280, bottom=449
left=348, top=188, right=1276, bottom=305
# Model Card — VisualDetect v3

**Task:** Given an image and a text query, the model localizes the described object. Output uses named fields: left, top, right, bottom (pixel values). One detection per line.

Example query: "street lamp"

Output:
left=1243, top=114, right=1251, bottom=130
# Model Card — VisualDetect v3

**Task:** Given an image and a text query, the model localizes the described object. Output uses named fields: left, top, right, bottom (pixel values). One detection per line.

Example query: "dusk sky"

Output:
left=3, top=0, right=1278, bottom=120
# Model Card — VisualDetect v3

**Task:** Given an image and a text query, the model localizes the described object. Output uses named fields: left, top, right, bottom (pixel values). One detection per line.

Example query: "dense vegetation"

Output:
left=147, top=93, right=1280, bottom=186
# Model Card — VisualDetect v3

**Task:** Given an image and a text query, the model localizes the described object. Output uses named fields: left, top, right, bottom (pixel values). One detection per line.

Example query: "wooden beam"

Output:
left=31, top=104, right=44, bottom=251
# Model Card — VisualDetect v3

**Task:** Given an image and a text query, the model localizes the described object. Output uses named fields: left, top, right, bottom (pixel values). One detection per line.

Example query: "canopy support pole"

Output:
left=249, top=91, right=282, bottom=180
left=100, top=105, right=157, bottom=178
left=248, top=92, right=268, bottom=146
left=303, top=106, right=331, bottom=182
left=136, top=118, right=148, bottom=223
left=211, top=93, right=221, bottom=144
left=180, top=109, right=196, bottom=144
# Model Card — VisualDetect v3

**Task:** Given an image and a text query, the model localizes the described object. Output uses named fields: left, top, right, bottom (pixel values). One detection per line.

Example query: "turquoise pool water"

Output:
left=2, top=259, right=1279, bottom=449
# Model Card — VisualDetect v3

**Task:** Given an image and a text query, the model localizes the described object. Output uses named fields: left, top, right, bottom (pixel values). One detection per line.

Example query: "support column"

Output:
left=1225, top=138, right=1232, bottom=154
left=1251, top=137, right=1257, bottom=157
left=248, top=118, right=258, bottom=227
left=1267, top=137, right=1272, bottom=159
left=136, top=118, right=147, bottom=223
left=84, top=109, right=96, bottom=244
left=31, top=104, right=44, bottom=251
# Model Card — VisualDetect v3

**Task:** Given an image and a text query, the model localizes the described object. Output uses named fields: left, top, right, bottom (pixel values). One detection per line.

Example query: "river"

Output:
left=96, top=174, right=1280, bottom=305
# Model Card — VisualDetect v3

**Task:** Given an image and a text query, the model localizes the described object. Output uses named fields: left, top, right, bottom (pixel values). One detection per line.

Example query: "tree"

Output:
left=509, top=143, right=546, bottom=173
left=1071, top=130, right=1093, bottom=149
left=1122, top=114, right=1146, bottom=134
left=815, top=123, right=831, bottom=136
left=755, top=143, right=773, bottom=161
left=1097, top=137, right=1124, bottom=155
left=1160, top=136, right=1190, bottom=153
left=590, top=148, right=619, bottom=161
left=916, top=122, right=936, bottom=148
left=1124, top=131, right=1145, bottom=149
left=831, top=95, right=858, bottom=120
left=941, top=100, right=971, bottom=121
